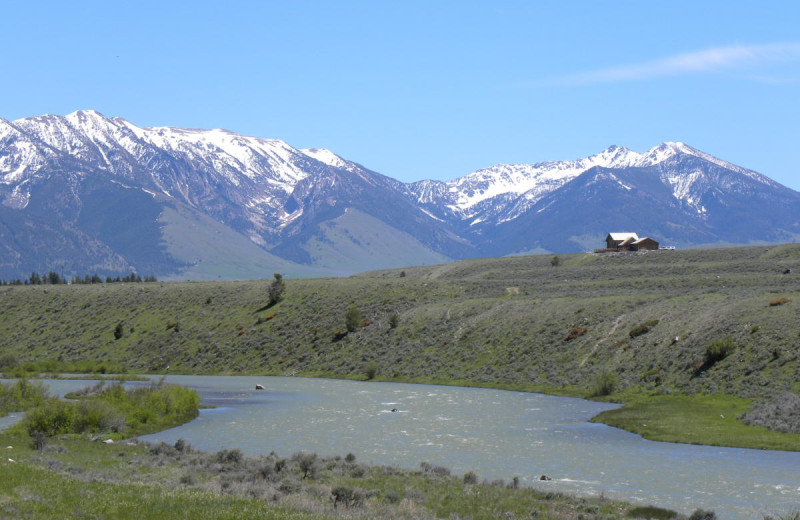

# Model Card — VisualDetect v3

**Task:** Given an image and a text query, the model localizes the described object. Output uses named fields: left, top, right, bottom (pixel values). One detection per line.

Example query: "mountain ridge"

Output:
left=1, top=110, right=798, bottom=280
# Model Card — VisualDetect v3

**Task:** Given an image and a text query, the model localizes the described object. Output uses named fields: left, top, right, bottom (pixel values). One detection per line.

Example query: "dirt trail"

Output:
left=580, top=316, right=623, bottom=368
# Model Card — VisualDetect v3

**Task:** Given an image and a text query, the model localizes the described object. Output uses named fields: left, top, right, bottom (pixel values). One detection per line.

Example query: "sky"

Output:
left=2, top=1, right=799, bottom=189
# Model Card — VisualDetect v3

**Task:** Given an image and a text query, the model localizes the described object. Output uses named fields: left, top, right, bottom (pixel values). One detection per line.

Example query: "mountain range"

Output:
left=1, top=110, right=799, bottom=280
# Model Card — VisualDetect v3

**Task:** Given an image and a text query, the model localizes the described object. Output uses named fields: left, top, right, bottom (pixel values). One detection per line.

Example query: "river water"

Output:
left=5, top=375, right=800, bottom=518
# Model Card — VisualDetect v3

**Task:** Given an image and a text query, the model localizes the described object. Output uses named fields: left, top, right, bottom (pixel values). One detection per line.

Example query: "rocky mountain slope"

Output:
left=1, top=110, right=798, bottom=280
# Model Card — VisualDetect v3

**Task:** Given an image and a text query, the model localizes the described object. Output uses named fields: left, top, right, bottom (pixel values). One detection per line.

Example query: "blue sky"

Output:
left=2, top=1, right=799, bottom=189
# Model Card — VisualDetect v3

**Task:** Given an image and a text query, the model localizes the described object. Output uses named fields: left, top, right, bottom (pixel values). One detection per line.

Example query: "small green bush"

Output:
left=24, top=398, right=77, bottom=436
left=704, top=337, right=735, bottom=366
left=364, top=361, right=379, bottom=380
left=629, top=320, right=659, bottom=338
left=113, top=321, right=124, bottom=340
left=345, top=306, right=362, bottom=332
left=591, top=371, right=618, bottom=397
left=388, top=313, right=399, bottom=329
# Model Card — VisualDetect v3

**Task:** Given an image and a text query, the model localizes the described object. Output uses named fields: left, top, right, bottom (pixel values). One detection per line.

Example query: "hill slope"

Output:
left=1, top=245, right=799, bottom=402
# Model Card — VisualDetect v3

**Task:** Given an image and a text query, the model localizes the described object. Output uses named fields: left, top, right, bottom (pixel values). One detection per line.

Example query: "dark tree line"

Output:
left=0, top=271, right=157, bottom=286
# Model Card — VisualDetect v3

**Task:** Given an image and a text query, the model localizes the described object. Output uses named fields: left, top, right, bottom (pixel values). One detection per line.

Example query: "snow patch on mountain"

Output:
left=302, top=148, right=351, bottom=170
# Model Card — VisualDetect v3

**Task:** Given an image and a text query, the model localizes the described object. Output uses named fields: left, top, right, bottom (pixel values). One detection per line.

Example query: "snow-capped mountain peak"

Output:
left=301, top=148, right=348, bottom=169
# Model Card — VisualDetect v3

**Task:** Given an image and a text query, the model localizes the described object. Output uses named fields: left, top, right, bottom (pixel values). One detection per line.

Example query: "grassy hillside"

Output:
left=1, top=244, right=799, bottom=426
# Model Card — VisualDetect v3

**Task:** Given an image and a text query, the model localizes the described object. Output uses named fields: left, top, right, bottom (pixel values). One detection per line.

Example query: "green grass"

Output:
left=592, top=392, right=800, bottom=451
left=0, top=462, right=322, bottom=520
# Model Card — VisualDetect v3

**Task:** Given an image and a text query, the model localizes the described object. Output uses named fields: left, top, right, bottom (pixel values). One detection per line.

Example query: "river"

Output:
left=6, top=375, right=800, bottom=519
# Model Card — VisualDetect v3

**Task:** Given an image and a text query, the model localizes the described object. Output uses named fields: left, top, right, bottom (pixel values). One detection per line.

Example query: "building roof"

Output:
left=607, top=232, right=639, bottom=242
left=632, top=237, right=657, bottom=245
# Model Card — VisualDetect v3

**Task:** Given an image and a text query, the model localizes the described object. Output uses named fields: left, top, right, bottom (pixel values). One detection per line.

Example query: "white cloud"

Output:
left=538, top=43, right=800, bottom=85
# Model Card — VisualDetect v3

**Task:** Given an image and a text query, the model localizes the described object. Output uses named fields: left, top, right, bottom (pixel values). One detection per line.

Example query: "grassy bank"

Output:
left=591, top=392, right=800, bottom=451
left=0, top=429, right=705, bottom=520
left=1, top=243, right=800, bottom=449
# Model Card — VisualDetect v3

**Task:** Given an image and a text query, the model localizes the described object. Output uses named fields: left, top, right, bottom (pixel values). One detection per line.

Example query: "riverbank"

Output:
left=0, top=428, right=697, bottom=520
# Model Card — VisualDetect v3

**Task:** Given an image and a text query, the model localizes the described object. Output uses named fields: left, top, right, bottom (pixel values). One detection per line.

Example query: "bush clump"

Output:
left=627, top=505, right=678, bottom=519
left=704, top=337, right=735, bottom=366
left=563, top=327, right=587, bottom=342
left=364, top=361, right=379, bottom=380
left=629, top=319, right=659, bottom=338
left=0, top=378, right=50, bottom=417
left=21, top=381, right=199, bottom=439
left=345, top=306, right=362, bottom=332
left=741, top=392, right=800, bottom=433
left=591, top=371, right=618, bottom=397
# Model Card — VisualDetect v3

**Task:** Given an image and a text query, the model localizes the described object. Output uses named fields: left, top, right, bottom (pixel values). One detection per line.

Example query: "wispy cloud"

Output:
left=535, top=43, right=800, bottom=86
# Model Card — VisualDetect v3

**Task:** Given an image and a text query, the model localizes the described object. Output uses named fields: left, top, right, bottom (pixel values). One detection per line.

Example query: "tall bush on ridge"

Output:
left=268, top=273, right=285, bottom=305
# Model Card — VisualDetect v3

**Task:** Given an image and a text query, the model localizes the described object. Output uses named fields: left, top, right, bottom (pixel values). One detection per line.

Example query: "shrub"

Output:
left=30, top=431, right=48, bottom=452
left=629, top=320, right=659, bottom=338
left=388, top=313, right=399, bottom=329
left=463, top=471, right=478, bottom=484
left=591, top=371, right=618, bottom=397
left=73, top=399, right=126, bottom=433
left=704, top=337, right=735, bottom=366
left=331, top=485, right=364, bottom=509
left=174, top=438, right=193, bottom=453
left=384, top=489, right=403, bottom=504
left=364, top=361, right=379, bottom=380
left=741, top=392, right=800, bottom=433
left=24, top=398, right=76, bottom=436
left=296, top=452, right=318, bottom=479
left=0, top=353, right=18, bottom=370
left=563, top=327, right=587, bottom=341
left=345, top=306, right=362, bottom=332
left=215, top=448, right=244, bottom=465
left=255, top=313, right=277, bottom=325
left=22, top=382, right=199, bottom=439
left=268, top=273, right=285, bottom=305
left=0, top=378, right=50, bottom=415
left=688, top=510, right=717, bottom=520
left=551, top=255, right=560, bottom=267
left=627, top=505, right=678, bottom=519
left=114, top=322, right=124, bottom=340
